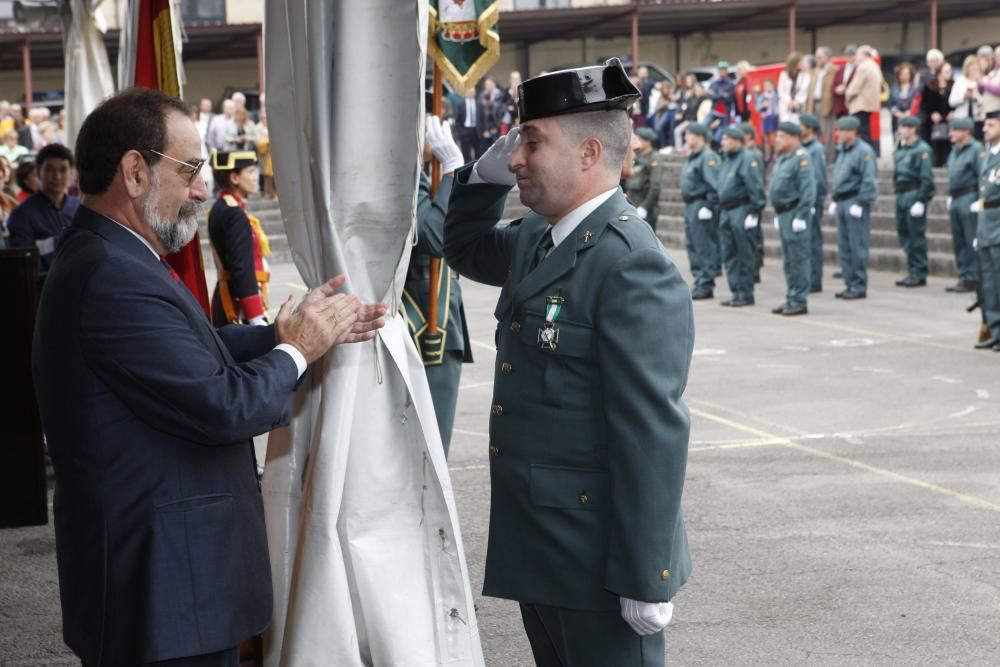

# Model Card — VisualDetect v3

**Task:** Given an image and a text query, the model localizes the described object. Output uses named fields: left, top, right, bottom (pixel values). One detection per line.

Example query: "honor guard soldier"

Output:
left=945, top=117, right=983, bottom=293
left=829, top=116, right=878, bottom=299
left=444, top=59, right=694, bottom=666
left=893, top=116, right=936, bottom=287
left=741, top=123, right=766, bottom=282
left=973, top=110, right=1000, bottom=351
left=768, top=122, right=816, bottom=315
left=402, top=116, right=473, bottom=455
left=681, top=121, right=721, bottom=299
left=624, top=127, right=664, bottom=230
left=207, top=150, right=271, bottom=326
left=717, top=124, right=766, bottom=306
left=799, top=113, right=828, bottom=292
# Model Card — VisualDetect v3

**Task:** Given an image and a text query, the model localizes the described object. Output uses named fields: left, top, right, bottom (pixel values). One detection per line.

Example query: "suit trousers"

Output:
left=836, top=203, right=871, bottom=294
left=978, top=244, right=1000, bottom=339
left=820, top=115, right=837, bottom=163
left=683, top=201, right=719, bottom=290
left=83, top=647, right=239, bottom=667
left=519, top=603, right=665, bottom=667
left=719, top=206, right=756, bottom=301
left=894, top=192, right=928, bottom=279
left=424, top=350, right=463, bottom=456
left=457, top=127, right=478, bottom=162
left=949, top=193, right=979, bottom=282
left=810, top=201, right=825, bottom=289
left=777, top=212, right=812, bottom=306
left=852, top=111, right=878, bottom=157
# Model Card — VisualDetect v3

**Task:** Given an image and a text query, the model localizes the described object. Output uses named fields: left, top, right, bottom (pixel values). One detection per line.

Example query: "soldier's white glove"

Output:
left=744, top=215, right=758, bottom=230
left=910, top=201, right=925, bottom=218
left=849, top=204, right=864, bottom=219
left=474, top=126, right=519, bottom=186
left=637, top=206, right=648, bottom=220
left=828, top=202, right=838, bottom=215
left=773, top=217, right=780, bottom=231
left=946, top=196, right=952, bottom=210
left=248, top=315, right=268, bottom=326
left=697, top=206, right=713, bottom=221
left=792, top=218, right=807, bottom=233
left=620, top=598, right=674, bottom=636
left=971, top=200, right=983, bottom=213
left=974, top=237, right=979, bottom=250
left=426, top=116, right=464, bottom=174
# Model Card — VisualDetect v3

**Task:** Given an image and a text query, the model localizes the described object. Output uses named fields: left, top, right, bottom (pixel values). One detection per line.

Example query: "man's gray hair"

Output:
left=817, top=46, right=833, bottom=59
left=555, top=109, right=632, bottom=173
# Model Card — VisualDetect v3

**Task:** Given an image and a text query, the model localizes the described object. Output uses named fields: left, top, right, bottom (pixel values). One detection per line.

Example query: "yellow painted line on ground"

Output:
left=470, top=338, right=495, bottom=351
left=690, top=407, right=1000, bottom=513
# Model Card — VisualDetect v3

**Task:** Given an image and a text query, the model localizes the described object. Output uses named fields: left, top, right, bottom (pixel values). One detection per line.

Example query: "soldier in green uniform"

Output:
left=829, top=116, right=879, bottom=299
left=892, top=115, right=937, bottom=287
left=680, top=122, right=720, bottom=299
left=741, top=123, right=766, bottom=283
left=624, top=127, right=664, bottom=231
left=443, top=59, right=693, bottom=666
left=403, top=115, right=473, bottom=455
left=945, top=117, right=983, bottom=293
left=973, top=110, right=1000, bottom=350
left=799, top=113, right=828, bottom=293
left=717, top=124, right=766, bottom=306
left=768, top=122, right=817, bottom=315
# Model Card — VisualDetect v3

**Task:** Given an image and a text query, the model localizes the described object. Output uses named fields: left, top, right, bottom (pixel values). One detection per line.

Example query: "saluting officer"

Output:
left=207, top=150, right=271, bottom=326
left=893, top=115, right=936, bottom=287
left=741, top=123, right=766, bottom=283
left=444, top=59, right=694, bottom=665
left=624, top=127, right=664, bottom=230
left=799, top=113, right=828, bottom=292
left=717, top=124, right=766, bottom=307
left=945, top=117, right=983, bottom=293
left=768, top=122, right=817, bottom=315
left=973, top=109, right=1000, bottom=351
left=829, top=116, right=879, bottom=299
left=680, top=122, right=721, bottom=299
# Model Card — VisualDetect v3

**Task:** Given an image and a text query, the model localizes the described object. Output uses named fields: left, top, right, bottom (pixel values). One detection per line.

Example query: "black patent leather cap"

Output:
left=517, top=58, right=641, bottom=122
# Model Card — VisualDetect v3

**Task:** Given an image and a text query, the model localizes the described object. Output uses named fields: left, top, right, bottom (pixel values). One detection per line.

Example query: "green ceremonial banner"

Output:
left=429, top=0, right=500, bottom=92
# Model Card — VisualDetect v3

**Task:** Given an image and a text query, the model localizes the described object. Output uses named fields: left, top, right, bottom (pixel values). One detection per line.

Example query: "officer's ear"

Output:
left=120, top=149, right=148, bottom=199
left=580, top=136, right=602, bottom=172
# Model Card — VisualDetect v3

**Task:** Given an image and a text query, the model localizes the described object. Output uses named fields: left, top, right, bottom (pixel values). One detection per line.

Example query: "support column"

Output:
left=256, top=29, right=265, bottom=99
left=788, top=0, right=797, bottom=54
left=929, top=0, right=938, bottom=49
left=21, top=38, right=32, bottom=112
left=630, top=5, right=639, bottom=75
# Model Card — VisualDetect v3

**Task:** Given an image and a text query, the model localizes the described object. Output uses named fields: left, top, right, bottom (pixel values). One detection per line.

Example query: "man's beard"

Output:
left=142, top=171, right=202, bottom=254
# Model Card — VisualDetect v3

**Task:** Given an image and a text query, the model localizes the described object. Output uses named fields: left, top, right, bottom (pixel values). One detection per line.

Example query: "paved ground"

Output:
left=4, top=248, right=1000, bottom=666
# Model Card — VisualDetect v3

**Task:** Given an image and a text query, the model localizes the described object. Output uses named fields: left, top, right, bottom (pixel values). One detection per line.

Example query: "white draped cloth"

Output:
left=62, top=0, right=115, bottom=149
left=261, top=2, right=484, bottom=665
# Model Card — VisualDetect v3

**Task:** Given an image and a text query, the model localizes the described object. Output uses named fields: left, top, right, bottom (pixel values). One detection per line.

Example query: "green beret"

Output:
left=799, top=113, right=820, bottom=130
left=777, top=121, right=801, bottom=136
left=837, top=116, right=861, bottom=131
left=899, top=116, right=921, bottom=128
left=723, top=125, right=744, bottom=140
left=949, top=117, right=974, bottom=131
left=635, top=127, right=657, bottom=142
left=685, top=122, right=710, bottom=138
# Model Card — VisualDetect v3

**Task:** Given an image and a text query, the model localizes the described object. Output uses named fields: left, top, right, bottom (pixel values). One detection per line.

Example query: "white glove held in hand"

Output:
left=474, top=126, right=520, bottom=186
left=620, top=598, right=673, bottom=636
left=909, top=201, right=925, bottom=218
left=792, top=218, right=807, bottom=233
left=974, top=237, right=979, bottom=250
left=744, top=215, right=758, bottom=230
left=971, top=200, right=983, bottom=213
left=697, top=206, right=713, bottom=221
left=426, top=116, right=464, bottom=174
left=849, top=204, right=864, bottom=219
left=637, top=206, right=648, bottom=220
left=828, top=202, right=837, bottom=215
left=946, top=196, right=952, bottom=210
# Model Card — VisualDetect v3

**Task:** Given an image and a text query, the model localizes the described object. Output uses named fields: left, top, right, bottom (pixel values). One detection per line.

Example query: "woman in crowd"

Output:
left=648, top=80, right=674, bottom=149
left=500, top=71, right=521, bottom=134
left=733, top=60, right=754, bottom=122
left=920, top=61, right=954, bottom=166
left=674, top=79, right=710, bottom=150
left=950, top=55, right=984, bottom=140
left=14, top=159, right=36, bottom=203
left=887, top=62, right=919, bottom=134
left=0, top=156, right=18, bottom=248
left=224, top=107, right=258, bottom=152
left=778, top=51, right=807, bottom=123
left=0, top=128, right=28, bottom=164
left=256, top=109, right=275, bottom=199
left=757, top=78, right=779, bottom=163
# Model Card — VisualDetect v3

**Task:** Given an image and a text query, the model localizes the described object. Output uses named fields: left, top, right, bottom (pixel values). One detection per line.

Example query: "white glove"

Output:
left=909, top=201, right=925, bottom=218
left=974, top=237, right=979, bottom=250
left=744, top=214, right=758, bottom=230
left=810, top=207, right=816, bottom=216
left=697, top=206, right=712, bottom=221
left=971, top=200, right=983, bottom=213
left=828, top=202, right=837, bottom=215
left=849, top=203, right=864, bottom=219
left=473, top=126, right=519, bottom=186
left=248, top=315, right=268, bottom=326
left=426, top=116, right=464, bottom=174
left=792, top=218, right=807, bottom=233
left=637, top=206, right=648, bottom=220
left=773, top=217, right=780, bottom=231
left=946, top=196, right=952, bottom=210
left=620, top=597, right=674, bottom=636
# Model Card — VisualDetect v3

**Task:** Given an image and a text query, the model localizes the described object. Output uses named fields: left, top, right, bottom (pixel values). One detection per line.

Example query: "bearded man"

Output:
left=31, top=88, right=387, bottom=666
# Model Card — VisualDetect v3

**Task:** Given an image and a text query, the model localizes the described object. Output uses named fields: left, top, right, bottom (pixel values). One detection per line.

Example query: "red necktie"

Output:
left=160, top=258, right=181, bottom=283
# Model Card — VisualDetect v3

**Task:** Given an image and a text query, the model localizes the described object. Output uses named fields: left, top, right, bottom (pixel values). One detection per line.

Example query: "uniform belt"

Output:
left=894, top=182, right=918, bottom=194
left=984, top=198, right=1000, bottom=210
left=774, top=200, right=799, bottom=214
left=833, top=189, right=859, bottom=202
left=949, top=186, right=979, bottom=198
left=683, top=194, right=707, bottom=204
left=719, top=197, right=750, bottom=211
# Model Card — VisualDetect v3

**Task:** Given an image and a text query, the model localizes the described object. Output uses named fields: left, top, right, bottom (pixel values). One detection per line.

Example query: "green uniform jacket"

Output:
left=717, top=148, right=767, bottom=212
left=832, top=140, right=879, bottom=204
left=894, top=139, right=936, bottom=203
left=769, top=146, right=817, bottom=222
left=978, top=145, right=1000, bottom=248
left=403, top=172, right=472, bottom=363
left=625, top=151, right=664, bottom=215
left=947, top=140, right=984, bottom=194
left=444, top=164, right=694, bottom=610
left=802, top=138, right=828, bottom=203
left=681, top=146, right=720, bottom=206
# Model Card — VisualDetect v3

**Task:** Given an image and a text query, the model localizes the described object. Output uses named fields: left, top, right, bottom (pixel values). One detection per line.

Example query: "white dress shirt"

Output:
left=547, top=187, right=618, bottom=252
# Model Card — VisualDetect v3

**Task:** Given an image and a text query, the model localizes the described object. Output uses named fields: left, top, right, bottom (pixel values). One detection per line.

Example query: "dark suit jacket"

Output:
left=453, top=97, right=487, bottom=135
left=32, top=206, right=300, bottom=665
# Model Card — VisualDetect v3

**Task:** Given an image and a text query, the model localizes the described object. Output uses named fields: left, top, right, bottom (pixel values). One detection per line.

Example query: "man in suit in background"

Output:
left=808, top=46, right=838, bottom=162
left=454, top=86, right=483, bottom=162
left=32, top=88, right=387, bottom=666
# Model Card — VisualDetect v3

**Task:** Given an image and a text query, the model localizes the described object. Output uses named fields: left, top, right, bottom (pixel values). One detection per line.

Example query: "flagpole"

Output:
left=427, top=62, right=444, bottom=336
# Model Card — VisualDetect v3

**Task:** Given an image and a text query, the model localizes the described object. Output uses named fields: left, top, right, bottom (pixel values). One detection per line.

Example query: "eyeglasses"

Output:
left=147, top=149, right=205, bottom=187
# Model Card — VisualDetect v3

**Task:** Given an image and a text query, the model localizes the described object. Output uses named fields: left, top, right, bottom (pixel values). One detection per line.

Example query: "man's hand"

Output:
left=909, top=201, right=925, bottom=218
left=849, top=203, right=864, bottom=219
left=637, top=206, right=648, bottom=221
left=426, top=116, right=464, bottom=174
left=474, top=127, right=519, bottom=186
left=744, top=214, right=758, bottom=230
left=697, top=206, right=713, bottom=221
left=946, top=196, right=952, bottom=210
left=971, top=200, right=983, bottom=213
left=275, top=293, right=360, bottom=364
left=620, top=598, right=674, bottom=636
left=828, top=202, right=837, bottom=216
left=792, top=218, right=807, bottom=233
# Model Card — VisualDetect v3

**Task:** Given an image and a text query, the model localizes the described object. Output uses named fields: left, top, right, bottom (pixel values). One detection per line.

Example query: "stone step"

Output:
left=650, top=188, right=957, bottom=215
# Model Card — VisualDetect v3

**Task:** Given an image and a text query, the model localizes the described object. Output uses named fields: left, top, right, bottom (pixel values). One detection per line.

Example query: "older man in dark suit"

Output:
left=32, top=88, right=386, bottom=666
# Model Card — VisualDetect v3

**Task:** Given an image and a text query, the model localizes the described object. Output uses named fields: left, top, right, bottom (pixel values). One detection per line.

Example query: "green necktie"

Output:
left=531, top=229, right=554, bottom=271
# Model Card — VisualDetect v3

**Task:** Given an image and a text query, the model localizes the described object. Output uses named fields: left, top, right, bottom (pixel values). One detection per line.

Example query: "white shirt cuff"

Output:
left=468, top=164, right=486, bottom=184
left=274, top=343, right=307, bottom=378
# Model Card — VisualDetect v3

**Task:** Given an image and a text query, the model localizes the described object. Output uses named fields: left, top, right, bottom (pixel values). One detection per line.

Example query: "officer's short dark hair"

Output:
left=75, top=87, right=189, bottom=195
left=35, top=143, right=74, bottom=171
